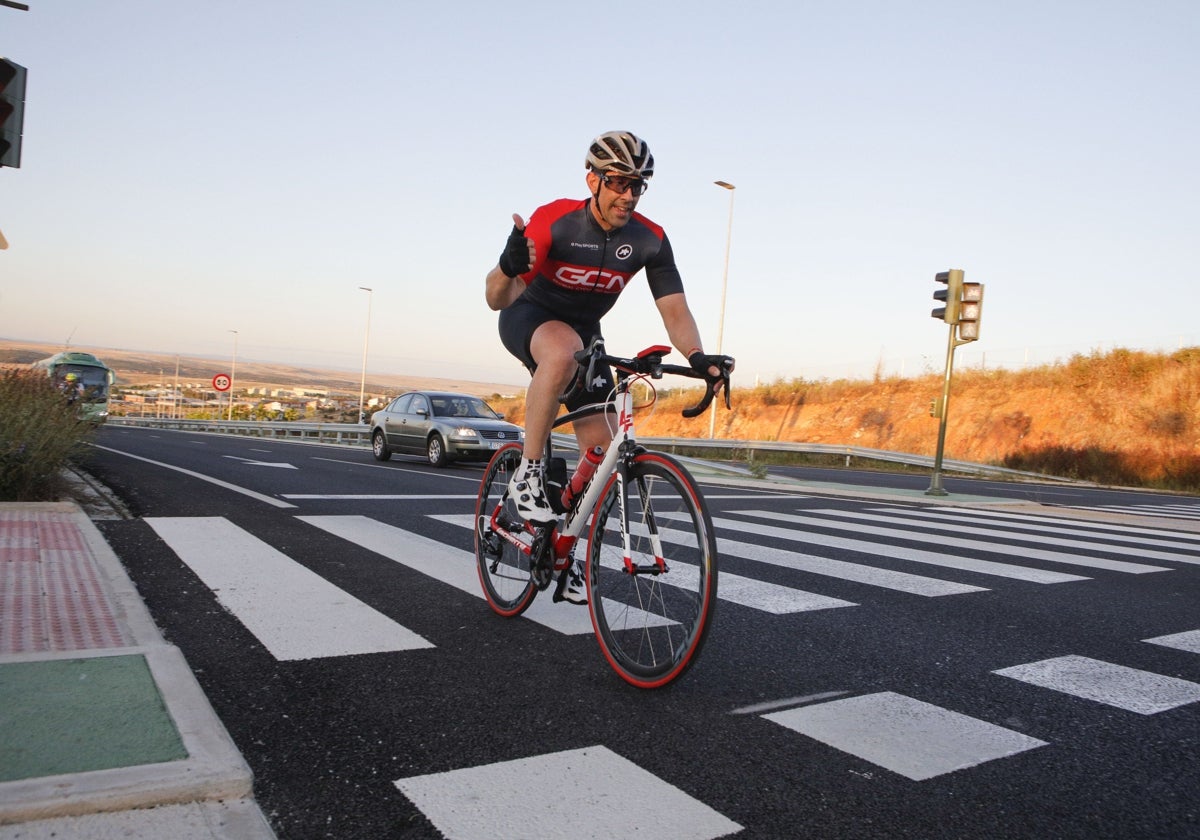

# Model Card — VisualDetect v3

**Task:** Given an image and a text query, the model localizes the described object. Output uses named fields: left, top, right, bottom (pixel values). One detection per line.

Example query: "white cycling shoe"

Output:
left=560, top=558, right=588, bottom=605
left=508, top=464, right=556, bottom=524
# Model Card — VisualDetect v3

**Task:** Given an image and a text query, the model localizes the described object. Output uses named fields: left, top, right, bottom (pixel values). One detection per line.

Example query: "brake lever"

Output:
left=680, top=362, right=733, bottom=419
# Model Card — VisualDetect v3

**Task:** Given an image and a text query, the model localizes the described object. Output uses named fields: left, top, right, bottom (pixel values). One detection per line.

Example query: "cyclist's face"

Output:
left=587, top=169, right=641, bottom=230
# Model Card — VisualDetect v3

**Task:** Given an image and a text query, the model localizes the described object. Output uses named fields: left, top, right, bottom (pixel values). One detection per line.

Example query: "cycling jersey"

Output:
left=516, top=198, right=684, bottom=323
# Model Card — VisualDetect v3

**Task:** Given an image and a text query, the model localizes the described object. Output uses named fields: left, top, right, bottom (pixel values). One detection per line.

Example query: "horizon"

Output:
left=7, top=333, right=1196, bottom=392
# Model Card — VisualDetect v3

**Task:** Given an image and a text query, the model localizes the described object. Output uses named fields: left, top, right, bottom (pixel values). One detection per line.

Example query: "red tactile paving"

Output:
left=0, top=510, right=130, bottom=654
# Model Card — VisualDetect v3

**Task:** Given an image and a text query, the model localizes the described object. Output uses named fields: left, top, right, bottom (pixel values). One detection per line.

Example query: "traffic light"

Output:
left=0, top=58, right=27, bottom=169
left=931, top=269, right=963, bottom=324
left=957, top=282, right=985, bottom=341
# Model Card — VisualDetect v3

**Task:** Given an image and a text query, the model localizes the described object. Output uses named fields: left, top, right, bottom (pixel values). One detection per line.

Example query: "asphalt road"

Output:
left=80, top=425, right=1200, bottom=840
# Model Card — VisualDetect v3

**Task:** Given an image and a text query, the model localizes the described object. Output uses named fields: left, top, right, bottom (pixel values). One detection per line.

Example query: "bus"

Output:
left=31, top=351, right=116, bottom=424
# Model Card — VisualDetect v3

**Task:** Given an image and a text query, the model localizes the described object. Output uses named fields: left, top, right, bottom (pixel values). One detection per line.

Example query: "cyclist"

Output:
left=485, top=131, right=733, bottom=600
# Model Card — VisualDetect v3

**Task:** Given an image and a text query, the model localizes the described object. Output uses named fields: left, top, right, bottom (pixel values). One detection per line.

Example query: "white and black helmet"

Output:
left=585, top=131, right=654, bottom=178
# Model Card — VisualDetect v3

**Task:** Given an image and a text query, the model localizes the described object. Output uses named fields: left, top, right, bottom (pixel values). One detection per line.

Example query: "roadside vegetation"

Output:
left=0, top=370, right=96, bottom=501
left=492, top=347, right=1200, bottom=494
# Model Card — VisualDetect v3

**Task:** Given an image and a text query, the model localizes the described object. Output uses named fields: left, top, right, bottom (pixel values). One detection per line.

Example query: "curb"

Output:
left=0, top=502, right=275, bottom=837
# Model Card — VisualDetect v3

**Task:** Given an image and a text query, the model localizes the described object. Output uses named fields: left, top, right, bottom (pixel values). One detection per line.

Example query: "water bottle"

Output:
left=561, top=446, right=604, bottom=509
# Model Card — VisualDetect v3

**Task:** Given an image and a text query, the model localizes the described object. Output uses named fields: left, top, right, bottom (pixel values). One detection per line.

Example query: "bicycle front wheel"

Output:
left=475, top=443, right=538, bottom=617
left=586, top=451, right=718, bottom=689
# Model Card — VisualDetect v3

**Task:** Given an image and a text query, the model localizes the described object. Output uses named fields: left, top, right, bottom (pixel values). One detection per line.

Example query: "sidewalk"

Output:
left=0, top=498, right=277, bottom=839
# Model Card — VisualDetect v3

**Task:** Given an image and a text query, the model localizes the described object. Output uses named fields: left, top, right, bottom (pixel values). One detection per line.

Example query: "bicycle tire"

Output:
left=474, top=443, right=538, bottom=616
left=586, top=451, right=718, bottom=689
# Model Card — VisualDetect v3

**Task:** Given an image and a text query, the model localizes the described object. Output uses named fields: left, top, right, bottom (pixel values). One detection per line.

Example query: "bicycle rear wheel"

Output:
left=475, top=443, right=538, bottom=616
left=586, top=451, right=718, bottom=689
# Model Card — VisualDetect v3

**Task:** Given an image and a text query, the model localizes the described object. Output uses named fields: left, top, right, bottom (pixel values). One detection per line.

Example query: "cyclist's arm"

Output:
left=655, top=292, right=733, bottom=386
left=485, top=264, right=525, bottom=311
left=655, top=292, right=705, bottom=356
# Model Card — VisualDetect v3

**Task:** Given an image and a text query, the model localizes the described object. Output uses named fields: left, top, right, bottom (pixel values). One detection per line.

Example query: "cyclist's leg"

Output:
left=498, top=304, right=580, bottom=522
left=524, top=321, right=584, bottom=456
left=475, top=443, right=538, bottom=616
left=586, top=452, right=718, bottom=689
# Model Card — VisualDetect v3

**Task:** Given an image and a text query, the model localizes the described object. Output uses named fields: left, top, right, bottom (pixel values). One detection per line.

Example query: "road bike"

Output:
left=473, top=339, right=733, bottom=689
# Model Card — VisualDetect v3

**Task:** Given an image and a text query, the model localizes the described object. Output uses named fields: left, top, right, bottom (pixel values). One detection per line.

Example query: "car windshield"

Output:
left=431, top=396, right=501, bottom=420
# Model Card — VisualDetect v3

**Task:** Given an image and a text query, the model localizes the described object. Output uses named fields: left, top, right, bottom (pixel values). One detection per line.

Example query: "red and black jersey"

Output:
left=517, top=198, right=685, bottom=324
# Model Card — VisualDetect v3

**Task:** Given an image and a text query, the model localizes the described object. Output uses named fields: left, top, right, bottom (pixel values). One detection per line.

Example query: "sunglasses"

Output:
left=600, top=173, right=649, bottom=197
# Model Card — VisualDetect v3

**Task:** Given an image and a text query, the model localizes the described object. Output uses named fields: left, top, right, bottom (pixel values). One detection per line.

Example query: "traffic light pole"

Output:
left=926, top=322, right=958, bottom=496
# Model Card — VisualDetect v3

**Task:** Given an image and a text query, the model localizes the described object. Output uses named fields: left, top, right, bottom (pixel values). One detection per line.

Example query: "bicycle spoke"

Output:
left=587, top=452, right=717, bottom=688
left=475, top=444, right=538, bottom=616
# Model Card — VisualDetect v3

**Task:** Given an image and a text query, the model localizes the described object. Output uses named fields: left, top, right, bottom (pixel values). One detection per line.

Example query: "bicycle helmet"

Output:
left=585, top=131, right=654, bottom=178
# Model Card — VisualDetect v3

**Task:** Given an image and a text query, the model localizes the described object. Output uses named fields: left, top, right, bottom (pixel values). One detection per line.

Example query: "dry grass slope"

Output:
left=490, top=346, right=1200, bottom=492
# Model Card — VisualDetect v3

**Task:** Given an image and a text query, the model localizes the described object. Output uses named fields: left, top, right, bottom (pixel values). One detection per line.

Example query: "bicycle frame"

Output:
left=552, top=378, right=642, bottom=570
left=486, top=372, right=639, bottom=575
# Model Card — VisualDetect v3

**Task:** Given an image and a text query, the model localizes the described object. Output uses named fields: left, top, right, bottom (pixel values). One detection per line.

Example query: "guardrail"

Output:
left=110, top=416, right=1071, bottom=483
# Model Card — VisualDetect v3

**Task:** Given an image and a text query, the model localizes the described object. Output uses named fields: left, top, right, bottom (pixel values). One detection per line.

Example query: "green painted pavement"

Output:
left=0, top=654, right=187, bottom=782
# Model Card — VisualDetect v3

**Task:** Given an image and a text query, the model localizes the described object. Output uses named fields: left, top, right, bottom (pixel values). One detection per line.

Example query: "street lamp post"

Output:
left=227, top=329, right=238, bottom=421
left=710, top=180, right=735, bottom=439
left=357, top=286, right=373, bottom=424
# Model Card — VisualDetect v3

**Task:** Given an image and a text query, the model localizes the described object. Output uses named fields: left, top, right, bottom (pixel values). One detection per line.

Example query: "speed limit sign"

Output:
left=212, top=373, right=231, bottom=392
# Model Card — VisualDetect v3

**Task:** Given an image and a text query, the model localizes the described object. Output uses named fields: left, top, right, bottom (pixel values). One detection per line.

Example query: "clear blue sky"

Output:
left=2, top=1, right=1197, bottom=388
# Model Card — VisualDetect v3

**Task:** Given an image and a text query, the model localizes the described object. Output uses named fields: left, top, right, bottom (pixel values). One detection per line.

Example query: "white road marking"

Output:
left=284, top=494, right=477, bottom=500
left=92, top=445, right=296, bottom=508
left=395, top=745, right=743, bottom=840
left=657, top=514, right=987, bottom=596
left=917, top=505, right=1200, bottom=546
left=764, top=691, right=1047, bottom=781
left=1144, top=629, right=1200, bottom=654
left=724, top=509, right=1087, bottom=583
left=817, top=508, right=1198, bottom=565
left=993, top=655, right=1200, bottom=714
left=146, top=517, right=431, bottom=660
left=222, top=455, right=298, bottom=469
left=737, top=509, right=1164, bottom=575
left=433, top=513, right=858, bottom=614
left=297, top=515, right=597, bottom=635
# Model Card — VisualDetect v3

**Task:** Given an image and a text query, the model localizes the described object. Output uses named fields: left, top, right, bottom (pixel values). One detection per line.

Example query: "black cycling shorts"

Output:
left=498, top=298, right=615, bottom=412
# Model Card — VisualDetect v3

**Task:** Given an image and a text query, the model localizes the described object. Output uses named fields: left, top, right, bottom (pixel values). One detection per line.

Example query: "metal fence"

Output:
left=109, top=416, right=1069, bottom=483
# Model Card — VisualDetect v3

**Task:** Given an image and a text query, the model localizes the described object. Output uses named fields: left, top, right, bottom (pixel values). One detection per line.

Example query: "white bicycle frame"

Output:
left=549, top=378, right=658, bottom=573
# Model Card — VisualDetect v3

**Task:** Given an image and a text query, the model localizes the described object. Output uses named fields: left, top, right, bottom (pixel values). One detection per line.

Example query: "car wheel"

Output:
left=372, top=429, right=392, bottom=461
left=427, top=434, right=448, bottom=467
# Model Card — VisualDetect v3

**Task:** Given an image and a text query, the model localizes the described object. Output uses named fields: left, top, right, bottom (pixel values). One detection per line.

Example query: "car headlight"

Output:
left=450, top=426, right=480, bottom=441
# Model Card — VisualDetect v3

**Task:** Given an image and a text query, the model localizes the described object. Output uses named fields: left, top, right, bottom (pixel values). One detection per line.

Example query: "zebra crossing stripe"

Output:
left=882, top=507, right=1200, bottom=554
left=713, top=510, right=1087, bottom=584
left=993, top=656, right=1200, bottom=714
left=840, top=508, right=1200, bottom=566
left=297, top=515, right=596, bottom=635
left=1065, top=504, right=1200, bottom=521
left=395, top=745, right=743, bottom=840
left=702, top=524, right=987, bottom=596
left=763, top=692, right=1047, bottom=781
left=626, top=511, right=983, bottom=596
left=432, top=514, right=857, bottom=614
left=739, top=510, right=1166, bottom=575
left=1144, top=629, right=1200, bottom=654
left=146, top=517, right=432, bottom=661
left=684, top=512, right=1037, bottom=593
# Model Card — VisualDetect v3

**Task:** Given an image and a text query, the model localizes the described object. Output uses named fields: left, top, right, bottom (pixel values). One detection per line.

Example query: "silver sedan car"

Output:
left=369, top=391, right=524, bottom=467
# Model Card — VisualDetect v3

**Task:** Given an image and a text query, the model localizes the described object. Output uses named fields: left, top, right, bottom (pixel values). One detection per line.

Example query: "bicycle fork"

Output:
left=617, top=468, right=670, bottom=577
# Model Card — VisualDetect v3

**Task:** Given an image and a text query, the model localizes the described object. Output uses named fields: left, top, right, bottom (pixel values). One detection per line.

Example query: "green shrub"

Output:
left=0, top=370, right=95, bottom=501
